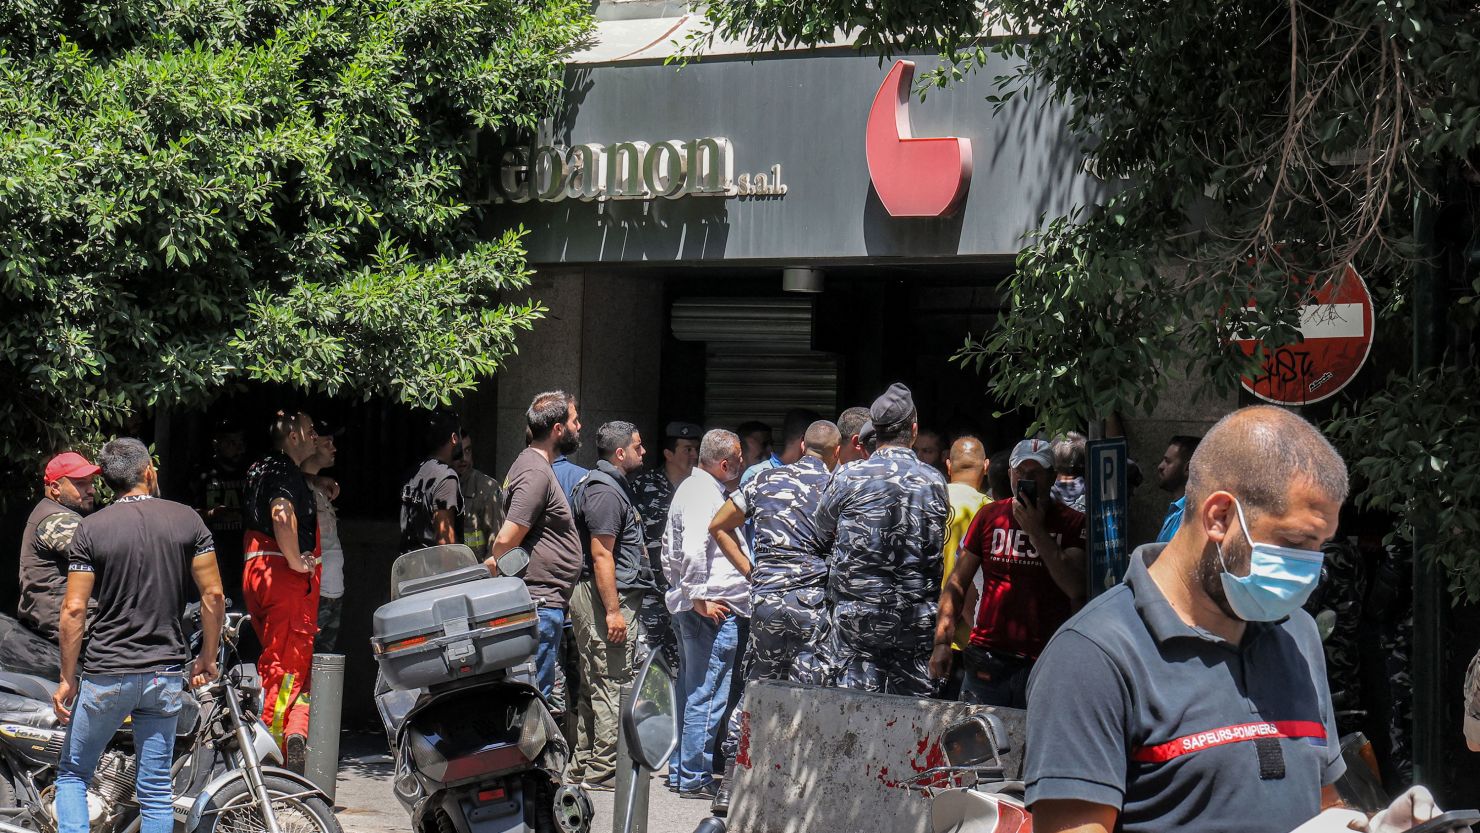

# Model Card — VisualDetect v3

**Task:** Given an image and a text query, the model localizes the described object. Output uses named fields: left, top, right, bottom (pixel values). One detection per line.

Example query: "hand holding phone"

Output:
left=1016, top=478, right=1038, bottom=509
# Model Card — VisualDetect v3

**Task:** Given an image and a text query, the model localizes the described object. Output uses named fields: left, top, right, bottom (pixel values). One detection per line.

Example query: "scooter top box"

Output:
left=372, top=575, right=538, bottom=691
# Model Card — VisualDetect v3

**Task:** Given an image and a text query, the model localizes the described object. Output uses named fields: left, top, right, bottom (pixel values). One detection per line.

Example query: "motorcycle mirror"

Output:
left=622, top=651, right=678, bottom=770
left=494, top=547, right=532, bottom=578
left=942, top=714, right=1009, bottom=768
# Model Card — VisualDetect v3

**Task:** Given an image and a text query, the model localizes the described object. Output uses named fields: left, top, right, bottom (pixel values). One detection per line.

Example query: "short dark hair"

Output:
left=781, top=409, right=822, bottom=447
left=987, top=450, right=1012, bottom=500
left=597, top=421, right=638, bottom=459
left=98, top=438, right=151, bottom=492
left=875, top=407, right=918, bottom=444
left=423, top=408, right=461, bottom=454
left=268, top=410, right=306, bottom=448
left=736, top=420, right=771, bottom=440
left=527, top=391, right=572, bottom=441
left=837, top=407, right=870, bottom=440
left=1168, top=434, right=1202, bottom=462
left=1186, top=406, right=1348, bottom=517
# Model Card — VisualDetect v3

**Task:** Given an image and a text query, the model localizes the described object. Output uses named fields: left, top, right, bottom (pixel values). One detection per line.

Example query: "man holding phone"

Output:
left=931, top=437, right=1086, bottom=707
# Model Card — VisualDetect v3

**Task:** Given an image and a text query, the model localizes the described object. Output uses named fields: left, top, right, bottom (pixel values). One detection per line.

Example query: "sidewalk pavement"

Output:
left=333, top=732, right=712, bottom=833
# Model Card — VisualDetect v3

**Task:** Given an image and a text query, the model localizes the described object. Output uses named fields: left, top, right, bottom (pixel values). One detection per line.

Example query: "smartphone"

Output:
left=1407, top=811, right=1480, bottom=833
left=1016, top=478, right=1038, bottom=509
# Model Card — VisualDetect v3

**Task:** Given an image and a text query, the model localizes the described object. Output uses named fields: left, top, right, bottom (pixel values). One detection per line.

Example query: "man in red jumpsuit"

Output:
left=242, top=410, right=320, bottom=771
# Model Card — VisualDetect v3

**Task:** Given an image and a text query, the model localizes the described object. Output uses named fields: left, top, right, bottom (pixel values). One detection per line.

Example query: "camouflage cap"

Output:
left=869, top=382, right=915, bottom=430
left=665, top=421, right=703, bottom=440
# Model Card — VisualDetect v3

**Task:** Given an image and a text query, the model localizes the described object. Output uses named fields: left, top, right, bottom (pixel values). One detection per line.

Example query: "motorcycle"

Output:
left=373, top=544, right=593, bottom=833
left=0, top=610, right=340, bottom=833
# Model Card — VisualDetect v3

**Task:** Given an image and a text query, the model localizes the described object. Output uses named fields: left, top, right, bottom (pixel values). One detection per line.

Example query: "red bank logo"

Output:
left=866, top=60, right=973, bottom=217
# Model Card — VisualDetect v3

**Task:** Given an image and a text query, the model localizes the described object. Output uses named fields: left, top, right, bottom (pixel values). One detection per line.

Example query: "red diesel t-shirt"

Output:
left=961, top=497, right=1088, bottom=659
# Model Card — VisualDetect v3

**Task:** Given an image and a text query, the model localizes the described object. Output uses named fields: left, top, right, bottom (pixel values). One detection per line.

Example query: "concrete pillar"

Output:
left=493, top=268, right=665, bottom=475
left=1118, top=370, right=1237, bottom=545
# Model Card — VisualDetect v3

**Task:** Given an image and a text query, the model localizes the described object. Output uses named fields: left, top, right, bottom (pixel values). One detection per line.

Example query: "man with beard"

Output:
left=490, top=391, right=585, bottom=699
left=18, top=452, right=101, bottom=643
left=1153, top=434, right=1201, bottom=543
left=565, top=421, right=654, bottom=791
left=1023, top=407, right=1445, bottom=833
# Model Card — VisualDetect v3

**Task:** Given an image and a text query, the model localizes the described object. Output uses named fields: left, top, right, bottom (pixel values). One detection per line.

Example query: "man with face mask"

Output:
left=18, top=452, right=101, bottom=644
left=1022, top=406, right=1448, bottom=833
left=932, top=437, right=1088, bottom=707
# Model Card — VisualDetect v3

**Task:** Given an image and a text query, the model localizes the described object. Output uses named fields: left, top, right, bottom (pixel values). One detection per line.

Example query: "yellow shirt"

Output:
left=944, top=482, right=991, bottom=650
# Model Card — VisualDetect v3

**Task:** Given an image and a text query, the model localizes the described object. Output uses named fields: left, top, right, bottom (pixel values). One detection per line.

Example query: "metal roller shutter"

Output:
left=670, top=297, right=839, bottom=428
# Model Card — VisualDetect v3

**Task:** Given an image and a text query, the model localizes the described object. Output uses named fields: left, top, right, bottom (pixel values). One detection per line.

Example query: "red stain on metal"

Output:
left=736, top=710, right=753, bottom=769
left=885, top=717, right=898, bottom=728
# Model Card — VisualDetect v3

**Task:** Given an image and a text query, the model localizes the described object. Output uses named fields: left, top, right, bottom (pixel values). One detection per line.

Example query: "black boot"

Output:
left=711, top=760, right=735, bottom=817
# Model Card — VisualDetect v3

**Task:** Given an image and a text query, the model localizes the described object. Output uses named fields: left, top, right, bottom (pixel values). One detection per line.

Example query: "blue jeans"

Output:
left=57, top=671, right=184, bottom=833
left=672, top=610, right=738, bottom=791
left=535, top=607, right=566, bottom=699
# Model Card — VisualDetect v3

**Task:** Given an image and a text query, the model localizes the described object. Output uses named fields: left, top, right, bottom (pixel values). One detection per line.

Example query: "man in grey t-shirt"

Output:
left=489, top=391, right=585, bottom=699
left=566, top=421, right=654, bottom=789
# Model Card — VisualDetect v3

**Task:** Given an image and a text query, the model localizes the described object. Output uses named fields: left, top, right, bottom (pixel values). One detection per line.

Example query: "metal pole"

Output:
left=1410, top=188, right=1446, bottom=791
left=306, top=653, right=345, bottom=802
left=614, top=681, right=653, bottom=833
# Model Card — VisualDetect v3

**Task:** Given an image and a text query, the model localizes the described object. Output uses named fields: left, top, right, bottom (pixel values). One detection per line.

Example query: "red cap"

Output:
left=45, top=452, right=101, bottom=485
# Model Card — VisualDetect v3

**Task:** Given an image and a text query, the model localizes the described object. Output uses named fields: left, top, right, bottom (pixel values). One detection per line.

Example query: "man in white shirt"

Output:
left=661, top=429, right=750, bottom=799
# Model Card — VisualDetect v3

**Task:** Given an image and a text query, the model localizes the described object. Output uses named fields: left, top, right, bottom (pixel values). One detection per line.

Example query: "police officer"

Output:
left=707, top=420, right=841, bottom=812
left=814, top=383, right=947, bottom=696
left=630, top=421, right=701, bottom=670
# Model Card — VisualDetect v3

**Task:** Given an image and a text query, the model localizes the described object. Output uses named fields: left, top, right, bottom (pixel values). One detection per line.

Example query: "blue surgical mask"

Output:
left=1216, top=499, right=1325, bottom=622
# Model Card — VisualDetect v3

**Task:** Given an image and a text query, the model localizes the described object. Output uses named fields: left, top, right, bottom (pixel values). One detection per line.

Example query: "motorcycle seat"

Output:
left=0, top=670, right=57, bottom=703
left=0, top=691, right=57, bottom=729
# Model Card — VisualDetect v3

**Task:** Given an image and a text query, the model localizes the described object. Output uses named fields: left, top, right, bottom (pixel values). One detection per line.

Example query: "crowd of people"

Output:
left=366, top=382, right=1243, bottom=811
left=18, top=378, right=1476, bottom=833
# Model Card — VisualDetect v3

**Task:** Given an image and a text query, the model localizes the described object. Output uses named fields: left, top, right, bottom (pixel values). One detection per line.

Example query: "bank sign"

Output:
left=492, top=137, right=788, bottom=203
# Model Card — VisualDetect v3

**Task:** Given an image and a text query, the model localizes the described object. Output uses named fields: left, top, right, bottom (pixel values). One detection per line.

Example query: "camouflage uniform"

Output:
left=1302, top=537, right=1367, bottom=734
left=630, top=467, right=681, bottom=670
left=719, top=455, right=834, bottom=763
left=18, top=498, right=84, bottom=643
left=815, top=446, right=948, bottom=696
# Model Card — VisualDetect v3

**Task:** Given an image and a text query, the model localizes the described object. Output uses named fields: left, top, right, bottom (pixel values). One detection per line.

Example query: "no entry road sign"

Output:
left=1236, top=265, right=1374, bottom=406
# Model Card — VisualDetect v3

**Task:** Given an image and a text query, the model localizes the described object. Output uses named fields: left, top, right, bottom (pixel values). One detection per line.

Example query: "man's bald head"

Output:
left=947, top=436, right=987, bottom=488
left=1186, top=405, right=1349, bottom=518
left=804, top=420, right=842, bottom=469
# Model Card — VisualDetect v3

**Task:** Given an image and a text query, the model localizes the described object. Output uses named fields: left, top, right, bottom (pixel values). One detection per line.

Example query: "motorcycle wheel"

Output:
left=187, top=773, right=342, bottom=833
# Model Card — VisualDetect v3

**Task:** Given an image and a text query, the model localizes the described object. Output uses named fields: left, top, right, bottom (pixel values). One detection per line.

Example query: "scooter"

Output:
left=901, top=714, right=1031, bottom=833
left=373, top=545, right=593, bottom=833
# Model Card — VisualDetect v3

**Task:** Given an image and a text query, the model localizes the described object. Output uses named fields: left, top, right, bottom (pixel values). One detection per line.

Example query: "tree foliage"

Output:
left=696, top=0, right=1480, bottom=596
left=0, top=0, right=591, bottom=484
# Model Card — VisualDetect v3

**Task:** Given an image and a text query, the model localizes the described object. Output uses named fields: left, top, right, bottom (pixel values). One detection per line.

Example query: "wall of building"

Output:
left=492, top=268, right=666, bottom=475
left=1119, top=372, right=1239, bottom=547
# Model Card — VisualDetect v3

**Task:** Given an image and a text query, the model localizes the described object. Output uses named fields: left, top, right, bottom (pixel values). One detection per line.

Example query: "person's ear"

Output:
left=1202, top=492, right=1235, bottom=544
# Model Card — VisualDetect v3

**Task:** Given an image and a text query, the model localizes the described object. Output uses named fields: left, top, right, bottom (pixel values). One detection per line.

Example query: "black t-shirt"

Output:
left=243, top=451, right=316, bottom=553
left=399, top=458, right=464, bottom=554
left=574, top=462, right=654, bottom=592
left=68, top=496, right=215, bottom=674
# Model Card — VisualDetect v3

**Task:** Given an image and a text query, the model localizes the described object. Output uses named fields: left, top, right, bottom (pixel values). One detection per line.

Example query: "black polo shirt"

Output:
left=1024, top=544, right=1343, bottom=833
